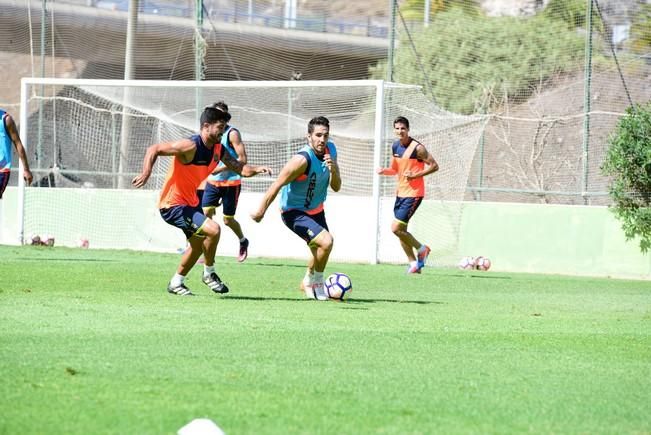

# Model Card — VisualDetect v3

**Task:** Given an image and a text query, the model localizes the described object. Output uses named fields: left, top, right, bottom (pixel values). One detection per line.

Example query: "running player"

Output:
left=132, top=103, right=272, bottom=296
left=251, top=116, right=341, bottom=301
left=1, top=109, right=33, bottom=198
left=376, top=116, right=439, bottom=273
left=201, top=101, right=250, bottom=262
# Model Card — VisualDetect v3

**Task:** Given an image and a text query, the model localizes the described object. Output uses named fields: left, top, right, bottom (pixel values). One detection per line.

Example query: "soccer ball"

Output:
left=325, top=272, right=353, bottom=300
left=458, top=256, right=476, bottom=270
left=475, top=256, right=491, bottom=271
left=30, top=234, right=42, bottom=246
left=44, top=235, right=55, bottom=247
left=77, top=238, right=89, bottom=249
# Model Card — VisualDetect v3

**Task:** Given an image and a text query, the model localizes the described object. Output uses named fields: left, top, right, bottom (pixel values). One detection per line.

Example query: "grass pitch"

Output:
left=1, top=245, right=650, bottom=434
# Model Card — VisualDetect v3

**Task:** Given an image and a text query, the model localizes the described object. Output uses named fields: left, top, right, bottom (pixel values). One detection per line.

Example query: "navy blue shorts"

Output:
left=0, top=171, right=9, bottom=199
left=160, top=205, right=209, bottom=239
left=202, top=183, right=241, bottom=217
left=281, top=209, right=329, bottom=246
left=393, top=196, right=423, bottom=224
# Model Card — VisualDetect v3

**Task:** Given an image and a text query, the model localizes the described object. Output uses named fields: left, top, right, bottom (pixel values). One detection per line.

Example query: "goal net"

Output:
left=17, top=78, right=486, bottom=266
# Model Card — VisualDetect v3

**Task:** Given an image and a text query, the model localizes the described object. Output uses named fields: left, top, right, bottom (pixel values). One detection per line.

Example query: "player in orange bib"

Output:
left=377, top=116, right=439, bottom=274
left=132, top=104, right=272, bottom=296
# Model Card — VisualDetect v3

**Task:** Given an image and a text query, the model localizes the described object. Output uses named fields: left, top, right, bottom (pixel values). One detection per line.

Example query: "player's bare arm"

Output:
left=230, top=129, right=248, bottom=165
left=251, top=155, right=307, bottom=222
left=220, top=149, right=271, bottom=178
left=4, top=114, right=33, bottom=185
left=405, top=144, right=439, bottom=180
left=210, top=129, right=247, bottom=176
left=324, top=153, right=341, bottom=192
left=131, top=139, right=196, bottom=188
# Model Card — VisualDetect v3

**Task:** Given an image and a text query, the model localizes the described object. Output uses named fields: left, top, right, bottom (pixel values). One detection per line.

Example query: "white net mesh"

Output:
left=19, top=79, right=484, bottom=264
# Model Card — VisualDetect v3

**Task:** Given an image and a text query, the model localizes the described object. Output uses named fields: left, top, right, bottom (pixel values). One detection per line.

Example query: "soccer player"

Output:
left=132, top=103, right=272, bottom=296
left=251, top=116, right=341, bottom=301
left=376, top=116, right=439, bottom=274
left=201, top=101, right=250, bottom=262
left=1, top=109, right=33, bottom=198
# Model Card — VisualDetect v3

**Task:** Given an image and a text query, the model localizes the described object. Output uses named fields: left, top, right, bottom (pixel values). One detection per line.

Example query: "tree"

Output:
left=630, top=4, right=651, bottom=54
left=399, top=0, right=478, bottom=22
left=370, top=8, right=586, bottom=114
left=601, top=102, right=651, bottom=253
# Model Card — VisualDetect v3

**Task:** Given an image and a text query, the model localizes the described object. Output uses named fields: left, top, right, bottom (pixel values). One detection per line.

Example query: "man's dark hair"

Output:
left=308, top=116, right=330, bottom=134
left=393, top=116, right=410, bottom=129
left=201, top=102, right=231, bottom=125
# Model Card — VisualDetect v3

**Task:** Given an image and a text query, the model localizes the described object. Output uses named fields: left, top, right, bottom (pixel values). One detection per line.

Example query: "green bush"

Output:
left=601, top=102, right=651, bottom=253
left=630, top=4, right=651, bottom=53
left=542, top=0, right=604, bottom=32
left=370, top=8, right=586, bottom=114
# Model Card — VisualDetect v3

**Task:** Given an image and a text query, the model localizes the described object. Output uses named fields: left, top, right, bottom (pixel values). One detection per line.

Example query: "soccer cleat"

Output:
left=238, top=238, right=249, bottom=262
left=417, top=245, right=431, bottom=269
left=311, top=282, right=329, bottom=301
left=167, top=282, right=194, bottom=296
left=406, top=263, right=422, bottom=274
left=202, top=272, right=230, bottom=294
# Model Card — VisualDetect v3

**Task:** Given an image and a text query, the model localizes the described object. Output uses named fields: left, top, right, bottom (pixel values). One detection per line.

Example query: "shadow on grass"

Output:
left=222, top=295, right=440, bottom=305
left=438, top=272, right=513, bottom=280
left=16, top=257, right=119, bottom=263
left=244, top=261, right=308, bottom=269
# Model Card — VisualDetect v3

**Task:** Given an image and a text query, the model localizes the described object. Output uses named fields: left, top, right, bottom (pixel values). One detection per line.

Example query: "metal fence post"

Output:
left=582, top=0, right=593, bottom=205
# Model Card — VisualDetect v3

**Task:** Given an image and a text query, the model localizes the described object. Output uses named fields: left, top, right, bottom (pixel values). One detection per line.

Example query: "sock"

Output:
left=204, top=265, right=215, bottom=276
left=417, top=244, right=426, bottom=254
left=240, top=237, right=247, bottom=243
left=313, top=271, right=324, bottom=284
left=170, top=273, right=185, bottom=287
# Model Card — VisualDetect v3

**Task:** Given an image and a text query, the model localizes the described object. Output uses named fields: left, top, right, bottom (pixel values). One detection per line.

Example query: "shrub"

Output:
left=601, top=102, right=651, bottom=253
left=370, top=8, right=586, bottom=114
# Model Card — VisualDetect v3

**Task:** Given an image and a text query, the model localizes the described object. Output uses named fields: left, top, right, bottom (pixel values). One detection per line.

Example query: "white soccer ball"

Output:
left=30, top=234, right=41, bottom=245
left=475, top=256, right=491, bottom=271
left=77, top=238, right=89, bottom=249
left=325, top=272, right=353, bottom=300
left=458, top=256, right=476, bottom=270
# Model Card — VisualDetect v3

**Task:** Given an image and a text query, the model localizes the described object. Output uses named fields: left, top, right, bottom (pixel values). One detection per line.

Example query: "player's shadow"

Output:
left=222, top=295, right=441, bottom=305
left=246, top=261, right=311, bottom=269
left=440, top=272, right=512, bottom=280
left=21, top=257, right=118, bottom=263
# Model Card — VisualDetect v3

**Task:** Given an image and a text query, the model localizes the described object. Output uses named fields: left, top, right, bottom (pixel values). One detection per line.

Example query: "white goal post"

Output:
left=15, top=77, right=486, bottom=266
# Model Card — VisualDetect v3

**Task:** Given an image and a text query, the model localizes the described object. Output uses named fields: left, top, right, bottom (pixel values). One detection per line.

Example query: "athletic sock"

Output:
left=313, top=271, right=324, bottom=284
left=204, top=265, right=215, bottom=276
left=240, top=237, right=247, bottom=243
left=170, top=273, right=185, bottom=287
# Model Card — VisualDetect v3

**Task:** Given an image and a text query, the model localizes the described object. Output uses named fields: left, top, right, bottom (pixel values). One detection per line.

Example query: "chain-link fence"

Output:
left=1, top=0, right=649, bottom=205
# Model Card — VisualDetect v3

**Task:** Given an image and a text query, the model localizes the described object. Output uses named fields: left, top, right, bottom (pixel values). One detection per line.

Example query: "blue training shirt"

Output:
left=280, top=141, right=337, bottom=213
left=0, top=110, right=13, bottom=171
left=207, top=125, right=242, bottom=184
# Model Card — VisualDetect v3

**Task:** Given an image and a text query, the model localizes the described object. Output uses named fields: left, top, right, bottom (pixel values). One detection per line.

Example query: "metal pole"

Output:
left=117, top=0, right=138, bottom=188
left=371, top=81, right=385, bottom=265
left=18, top=79, right=29, bottom=245
left=195, top=0, right=204, bottom=126
left=387, top=0, right=397, bottom=82
left=477, top=130, right=485, bottom=201
left=248, top=0, right=253, bottom=24
left=581, top=0, right=593, bottom=204
left=37, top=0, right=47, bottom=171
left=424, top=0, right=431, bottom=27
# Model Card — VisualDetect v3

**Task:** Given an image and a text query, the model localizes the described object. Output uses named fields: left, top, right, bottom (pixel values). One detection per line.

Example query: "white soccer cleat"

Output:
left=312, top=282, right=329, bottom=301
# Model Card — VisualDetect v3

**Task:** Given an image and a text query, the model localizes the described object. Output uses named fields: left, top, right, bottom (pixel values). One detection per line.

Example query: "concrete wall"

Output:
left=458, top=201, right=651, bottom=279
left=1, top=187, right=649, bottom=279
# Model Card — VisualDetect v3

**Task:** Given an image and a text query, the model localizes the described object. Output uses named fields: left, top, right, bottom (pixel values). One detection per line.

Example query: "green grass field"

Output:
left=1, top=245, right=650, bottom=434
